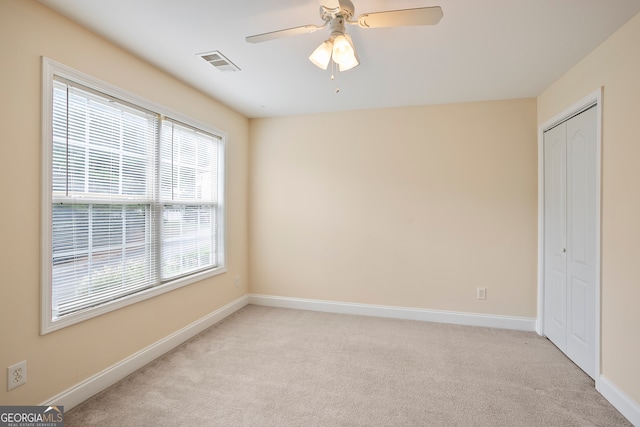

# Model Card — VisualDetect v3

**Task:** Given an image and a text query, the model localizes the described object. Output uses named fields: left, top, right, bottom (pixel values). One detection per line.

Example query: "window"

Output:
left=42, top=58, right=226, bottom=333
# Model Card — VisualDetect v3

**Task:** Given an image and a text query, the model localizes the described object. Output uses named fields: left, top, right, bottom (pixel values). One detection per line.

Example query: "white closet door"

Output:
left=543, top=106, right=597, bottom=379
left=544, top=122, right=568, bottom=351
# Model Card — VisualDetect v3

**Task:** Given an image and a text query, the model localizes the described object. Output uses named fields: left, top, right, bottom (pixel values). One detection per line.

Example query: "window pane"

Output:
left=123, top=155, right=148, bottom=195
left=60, top=84, right=157, bottom=198
left=51, top=203, right=157, bottom=319
left=67, top=143, right=87, bottom=193
left=161, top=204, right=216, bottom=280
left=52, top=204, right=89, bottom=257
left=86, top=100, right=122, bottom=151
left=68, top=92, right=88, bottom=146
left=160, top=121, right=218, bottom=203
left=92, top=205, right=124, bottom=248
left=125, top=205, right=148, bottom=246
left=88, top=148, right=120, bottom=194
left=177, top=166, right=196, bottom=199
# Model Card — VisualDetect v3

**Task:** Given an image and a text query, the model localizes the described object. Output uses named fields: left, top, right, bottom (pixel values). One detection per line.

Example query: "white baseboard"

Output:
left=598, top=375, right=640, bottom=426
left=248, top=294, right=537, bottom=331
left=41, top=295, right=249, bottom=410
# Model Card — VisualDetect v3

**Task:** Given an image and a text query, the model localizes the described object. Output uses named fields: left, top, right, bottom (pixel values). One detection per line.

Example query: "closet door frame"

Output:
left=536, top=87, right=602, bottom=388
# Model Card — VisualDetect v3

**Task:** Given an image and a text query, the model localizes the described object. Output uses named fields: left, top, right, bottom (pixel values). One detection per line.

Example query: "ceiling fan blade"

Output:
left=246, top=24, right=323, bottom=44
left=357, top=6, right=443, bottom=28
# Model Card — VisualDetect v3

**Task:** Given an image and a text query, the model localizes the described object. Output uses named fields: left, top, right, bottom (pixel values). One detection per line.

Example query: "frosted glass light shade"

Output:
left=338, top=48, right=359, bottom=71
left=332, top=34, right=355, bottom=65
left=309, top=40, right=333, bottom=70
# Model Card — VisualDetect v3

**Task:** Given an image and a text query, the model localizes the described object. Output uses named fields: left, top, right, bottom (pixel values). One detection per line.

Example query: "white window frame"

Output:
left=41, top=57, right=227, bottom=334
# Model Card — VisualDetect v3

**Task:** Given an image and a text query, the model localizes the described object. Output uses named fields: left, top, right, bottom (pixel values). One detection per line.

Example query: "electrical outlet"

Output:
left=8, top=360, right=27, bottom=391
left=234, top=275, right=240, bottom=288
left=476, top=287, right=487, bottom=300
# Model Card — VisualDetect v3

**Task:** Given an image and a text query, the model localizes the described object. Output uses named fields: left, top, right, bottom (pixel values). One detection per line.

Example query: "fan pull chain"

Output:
left=331, top=59, right=340, bottom=93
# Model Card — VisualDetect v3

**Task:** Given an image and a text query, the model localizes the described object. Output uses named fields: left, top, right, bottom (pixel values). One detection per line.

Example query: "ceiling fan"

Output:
left=246, top=0, right=443, bottom=72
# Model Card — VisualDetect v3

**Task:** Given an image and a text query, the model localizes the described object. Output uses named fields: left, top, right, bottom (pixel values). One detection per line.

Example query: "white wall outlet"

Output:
left=235, top=275, right=240, bottom=288
left=7, top=360, right=27, bottom=391
left=476, top=287, right=487, bottom=300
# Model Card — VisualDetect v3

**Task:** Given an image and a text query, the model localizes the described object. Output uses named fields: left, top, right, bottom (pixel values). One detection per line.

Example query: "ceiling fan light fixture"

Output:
left=338, top=51, right=359, bottom=71
left=331, top=33, right=357, bottom=67
left=338, top=36, right=359, bottom=71
left=309, top=40, right=333, bottom=70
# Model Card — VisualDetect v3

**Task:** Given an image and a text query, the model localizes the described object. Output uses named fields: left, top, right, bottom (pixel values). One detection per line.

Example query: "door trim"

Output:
left=536, top=87, right=602, bottom=387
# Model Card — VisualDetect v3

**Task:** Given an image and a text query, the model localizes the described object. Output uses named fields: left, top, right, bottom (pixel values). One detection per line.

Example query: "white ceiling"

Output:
left=38, top=0, right=640, bottom=118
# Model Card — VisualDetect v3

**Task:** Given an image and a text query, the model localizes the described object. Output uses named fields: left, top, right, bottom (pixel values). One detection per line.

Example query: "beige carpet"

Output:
left=66, top=305, right=630, bottom=426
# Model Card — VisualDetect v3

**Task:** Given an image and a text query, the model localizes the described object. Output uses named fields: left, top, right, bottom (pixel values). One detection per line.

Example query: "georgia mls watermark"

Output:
left=0, top=406, right=63, bottom=427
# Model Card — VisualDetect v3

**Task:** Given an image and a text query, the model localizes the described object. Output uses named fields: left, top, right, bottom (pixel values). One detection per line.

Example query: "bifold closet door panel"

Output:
left=565, top=106, right=597, bottom=378
left=543, top=105, right=597, bottom=379
left=544, top=121, right=568, bottom=351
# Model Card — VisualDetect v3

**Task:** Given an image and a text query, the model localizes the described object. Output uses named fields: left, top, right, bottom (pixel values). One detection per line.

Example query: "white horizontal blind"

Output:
left=160, top=120, right=219, bottom=280
left=51, top=78, right=159, bottom=319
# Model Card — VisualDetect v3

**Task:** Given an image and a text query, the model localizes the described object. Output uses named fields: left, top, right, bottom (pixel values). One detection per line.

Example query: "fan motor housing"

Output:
left=321, top=0, right=355, bottom=21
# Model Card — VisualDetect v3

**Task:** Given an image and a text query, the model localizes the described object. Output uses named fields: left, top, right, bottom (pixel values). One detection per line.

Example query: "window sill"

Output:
left=41, top=266, right=227, bottom=335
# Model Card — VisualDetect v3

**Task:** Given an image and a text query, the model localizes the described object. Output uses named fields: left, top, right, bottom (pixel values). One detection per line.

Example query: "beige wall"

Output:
left=538, top=12, right=640, bottom=405
left=0, top=1, right=249, bottom=405
left=249, top=99, right=538, bottom=317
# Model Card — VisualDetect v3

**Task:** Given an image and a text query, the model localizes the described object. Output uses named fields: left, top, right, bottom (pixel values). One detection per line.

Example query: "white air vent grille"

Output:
left=198, top=51, right=241, bottom=72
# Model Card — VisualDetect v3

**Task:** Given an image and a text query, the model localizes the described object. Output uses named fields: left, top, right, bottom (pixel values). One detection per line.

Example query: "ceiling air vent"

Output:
left=198, top=51, right=241, bottom=72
